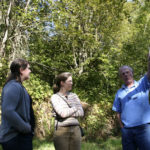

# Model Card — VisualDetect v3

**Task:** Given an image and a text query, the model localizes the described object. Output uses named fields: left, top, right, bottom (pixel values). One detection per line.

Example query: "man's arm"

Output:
left=112, top=92, right=123, bottom=128
left=116, top=112, right=124, bottom=128
left=147, top=50, right=150, bottom=80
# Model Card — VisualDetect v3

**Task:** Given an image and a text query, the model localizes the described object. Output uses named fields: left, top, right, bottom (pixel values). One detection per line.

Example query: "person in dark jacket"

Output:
left=0, top=58, right=35, bottom=150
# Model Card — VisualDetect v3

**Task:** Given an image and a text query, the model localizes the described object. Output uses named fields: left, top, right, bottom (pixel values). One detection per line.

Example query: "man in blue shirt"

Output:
left=112, top=60, right=150, bottom=150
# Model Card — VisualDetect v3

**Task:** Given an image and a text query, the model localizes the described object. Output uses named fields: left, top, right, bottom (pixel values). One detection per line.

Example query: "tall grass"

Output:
left=33, top=138, right=55, bottom=150
left=0, top=136, right=122, bottom=150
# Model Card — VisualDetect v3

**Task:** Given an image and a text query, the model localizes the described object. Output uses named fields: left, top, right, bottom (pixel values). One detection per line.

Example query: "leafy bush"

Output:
left=23, top=74, right=54, bottom=139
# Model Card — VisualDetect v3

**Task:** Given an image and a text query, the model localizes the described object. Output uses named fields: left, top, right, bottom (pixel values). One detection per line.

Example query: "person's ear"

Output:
left=20, top=68, right=23, bottom=75
left=60, top=81, right=64, bottom=87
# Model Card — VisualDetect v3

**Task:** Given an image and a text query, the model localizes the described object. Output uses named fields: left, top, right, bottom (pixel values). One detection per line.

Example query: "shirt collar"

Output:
left=121, top=80, right=138, bottom=90
left=57, top=92, right=70, bottom=97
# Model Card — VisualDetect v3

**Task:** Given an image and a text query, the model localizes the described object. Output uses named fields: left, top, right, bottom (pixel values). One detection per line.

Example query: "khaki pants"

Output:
left=53, top=126, right=81, bottom=150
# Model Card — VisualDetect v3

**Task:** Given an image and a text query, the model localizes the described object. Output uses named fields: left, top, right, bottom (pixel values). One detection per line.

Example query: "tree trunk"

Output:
left=0, top=0, right=12, bottom=57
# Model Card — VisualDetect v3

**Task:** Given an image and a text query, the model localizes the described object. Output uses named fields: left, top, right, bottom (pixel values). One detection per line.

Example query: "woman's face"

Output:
left=61, top=76, right=73, bottom=92
left=20, top=64, right=31, bottom=81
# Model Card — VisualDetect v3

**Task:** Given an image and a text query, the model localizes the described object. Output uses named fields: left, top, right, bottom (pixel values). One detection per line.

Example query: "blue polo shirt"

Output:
left=112, top=75, right=150, bottom=128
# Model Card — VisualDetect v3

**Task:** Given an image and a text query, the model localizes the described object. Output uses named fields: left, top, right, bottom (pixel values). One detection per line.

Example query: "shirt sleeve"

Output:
left=51, top=94, right=78, bottom=118
left=139, top=75, right=150, bottom=90
left=2, top=83, right=31, bottom=133
left=71, top=94, right=84, bottom=117
left=112, top=92, right=121, bottom=113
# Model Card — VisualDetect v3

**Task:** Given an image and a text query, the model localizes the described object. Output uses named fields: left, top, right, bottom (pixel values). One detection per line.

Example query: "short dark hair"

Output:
left=53, top=72, right=72, bottom=94
left=6, top=58, right=29, bottom=84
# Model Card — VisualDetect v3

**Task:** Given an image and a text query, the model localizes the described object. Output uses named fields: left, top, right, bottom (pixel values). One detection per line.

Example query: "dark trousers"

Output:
left=121, top=124, right=150, bottom=150
left=1, top=133, right=33, bottom=150
left=53, top=125, right=81, bottom=150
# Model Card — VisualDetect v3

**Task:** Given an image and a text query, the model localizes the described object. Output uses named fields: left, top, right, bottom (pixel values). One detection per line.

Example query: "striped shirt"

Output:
left=51, top=92, right=84, bottom=127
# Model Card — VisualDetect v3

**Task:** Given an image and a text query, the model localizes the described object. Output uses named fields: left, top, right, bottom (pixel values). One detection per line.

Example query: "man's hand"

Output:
left=117, top=113, right=124, bottom=128
left=148, top=49, right=150, bottom=80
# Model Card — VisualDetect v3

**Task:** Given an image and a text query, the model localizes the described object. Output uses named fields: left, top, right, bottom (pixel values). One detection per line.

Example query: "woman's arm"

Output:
left=71, top=94, right=84, bottom=117
left=51, top=94, right=78, bottom=118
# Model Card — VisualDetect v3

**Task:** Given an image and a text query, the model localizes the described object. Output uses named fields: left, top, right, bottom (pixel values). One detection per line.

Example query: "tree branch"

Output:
left=25, top=0, right=31, bottom=13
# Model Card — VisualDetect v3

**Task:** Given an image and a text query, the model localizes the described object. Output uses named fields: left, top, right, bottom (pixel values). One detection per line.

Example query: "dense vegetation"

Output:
left=1, top=0, right=150, bottom=141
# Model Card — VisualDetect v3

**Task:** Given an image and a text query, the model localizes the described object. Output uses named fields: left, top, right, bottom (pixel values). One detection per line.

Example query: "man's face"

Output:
left=120, top=68, right=134, bottom=86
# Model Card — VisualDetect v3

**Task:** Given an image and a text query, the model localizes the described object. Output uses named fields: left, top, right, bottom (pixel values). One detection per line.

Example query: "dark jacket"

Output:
left=0, top=80, right=35, bottom=143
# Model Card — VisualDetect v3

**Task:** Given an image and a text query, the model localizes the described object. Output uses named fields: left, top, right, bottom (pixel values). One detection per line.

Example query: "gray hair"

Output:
left=119, top=65, right=133, bottom=76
